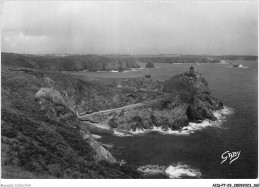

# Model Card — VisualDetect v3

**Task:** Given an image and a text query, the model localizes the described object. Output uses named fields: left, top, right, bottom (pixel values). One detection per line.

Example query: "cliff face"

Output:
left=35, top=87, right=117, bottom=163
left=107, top=69, right=223, bottom=131
left=164, top=71, right=223, bottom=122
left=1, top=66, right=142, bottom=178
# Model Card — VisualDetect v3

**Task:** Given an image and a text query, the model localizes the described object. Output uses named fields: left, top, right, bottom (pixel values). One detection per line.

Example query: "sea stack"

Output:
left=145, top=62, right=155, bottom=68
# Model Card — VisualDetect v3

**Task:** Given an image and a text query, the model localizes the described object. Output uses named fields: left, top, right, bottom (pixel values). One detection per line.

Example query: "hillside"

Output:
left=1, top=53, right=225, bottom=179
left=1, top=65, right=142, bottom=178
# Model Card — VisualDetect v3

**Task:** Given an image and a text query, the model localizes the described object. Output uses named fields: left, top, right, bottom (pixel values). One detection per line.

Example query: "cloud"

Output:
left=1, top=1, right=258, bottom=55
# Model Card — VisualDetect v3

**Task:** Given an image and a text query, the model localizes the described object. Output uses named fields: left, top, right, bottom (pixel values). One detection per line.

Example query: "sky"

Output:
left=1, top=1, right=258, bottom=55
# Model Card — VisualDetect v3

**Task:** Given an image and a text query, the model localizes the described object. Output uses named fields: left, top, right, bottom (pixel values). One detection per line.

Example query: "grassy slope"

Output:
left=1, top=65, right=141, bottom=179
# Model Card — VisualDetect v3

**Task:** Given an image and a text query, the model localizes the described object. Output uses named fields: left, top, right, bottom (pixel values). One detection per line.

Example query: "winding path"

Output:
left=78, top=96, right=171, bottom=121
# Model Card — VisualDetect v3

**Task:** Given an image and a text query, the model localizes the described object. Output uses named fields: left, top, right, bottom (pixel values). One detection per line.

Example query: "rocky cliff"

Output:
left=35, top=87, right=117, bottom=163
left=106, top=68, right=223, bottom=131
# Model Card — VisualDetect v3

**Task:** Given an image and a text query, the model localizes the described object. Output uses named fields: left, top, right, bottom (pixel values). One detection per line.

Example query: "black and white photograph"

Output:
left=0, top=1, right=259, bottom=187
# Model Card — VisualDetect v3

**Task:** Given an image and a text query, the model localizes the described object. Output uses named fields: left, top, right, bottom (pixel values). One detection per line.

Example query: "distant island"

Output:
left=145, top=62, right=155, bottom=68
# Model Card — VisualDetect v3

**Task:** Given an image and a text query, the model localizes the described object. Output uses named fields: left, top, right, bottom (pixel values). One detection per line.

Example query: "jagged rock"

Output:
left=187, top=93, right=223, bottom=122
left=145, top=74, right=151, bottom=79
left=109, top=68, right=223, bottom=131
left=87, top=138, right=116, bottom=163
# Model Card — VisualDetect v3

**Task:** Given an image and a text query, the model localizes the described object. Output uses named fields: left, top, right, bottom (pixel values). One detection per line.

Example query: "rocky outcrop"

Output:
left=187, top=93, right=223, bottom=122
left=145, top=62, right=155, bottom=68
left=107, top=67, right=223, bottom=131
left=87, top=137, right=116, bottom=163
left=108, top=102, right=189, bottom=131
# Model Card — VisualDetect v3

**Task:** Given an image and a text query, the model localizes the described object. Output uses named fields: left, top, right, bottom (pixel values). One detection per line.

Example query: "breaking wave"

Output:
left=119, top=106, right=234, bottom=136
left=113, top=130, right=133, bottom=137
left=238, top=64, right=249, bottom=68
left=228, top=64, right=249, bottom=68
left=166, top=163, right=202, bottom=178
left=124, top=67, right=145, bottom=72
left=138, top=165, right=165, bottom=175
left=138, top=162, right=201, bottom=179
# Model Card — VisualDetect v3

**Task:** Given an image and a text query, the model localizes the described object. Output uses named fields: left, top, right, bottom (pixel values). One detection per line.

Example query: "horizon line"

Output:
left=1, top=51, right=258, bottom=57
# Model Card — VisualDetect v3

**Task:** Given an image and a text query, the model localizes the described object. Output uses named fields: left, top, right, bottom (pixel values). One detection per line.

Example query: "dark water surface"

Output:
left=87, top=61, right=258, bottom=179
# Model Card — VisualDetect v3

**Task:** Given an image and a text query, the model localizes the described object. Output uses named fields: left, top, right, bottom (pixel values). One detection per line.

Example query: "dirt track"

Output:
left=78, top=96, right=171, bottom=120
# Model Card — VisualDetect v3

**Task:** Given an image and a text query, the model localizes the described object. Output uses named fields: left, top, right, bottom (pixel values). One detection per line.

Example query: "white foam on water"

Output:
left=130, top=67, right=145, bottom=71
left=214, top=106, right=234, bottom=118
left=227, top=64, right=249, bottom=68
left=124, top=106, right=234, bottom=136
left=113, top=130, right=133, bottom=137
left=138, top=165, right=165, bottom=175
left=165, top=163, right=202, bottom=179
left=129, top=128, right=148, bottom=135
left=138, top=163, right=202, bottom=179
left=238, top=64, right=248, bottom=68
left=91, top=134, right=102, bottom=139
left=98, top=67, right=145, bottom=73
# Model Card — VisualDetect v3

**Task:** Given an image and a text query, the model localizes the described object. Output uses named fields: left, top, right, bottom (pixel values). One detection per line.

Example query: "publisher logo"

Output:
left=221, top=151, right=241, bottom=164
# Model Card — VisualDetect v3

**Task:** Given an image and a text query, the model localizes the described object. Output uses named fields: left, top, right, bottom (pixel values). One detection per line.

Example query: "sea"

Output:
left=79, top=60, right=258, bottom=179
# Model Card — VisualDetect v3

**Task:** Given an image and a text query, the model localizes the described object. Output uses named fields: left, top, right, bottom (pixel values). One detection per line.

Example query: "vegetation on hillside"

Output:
left=1, top=66, right=142, bottom=178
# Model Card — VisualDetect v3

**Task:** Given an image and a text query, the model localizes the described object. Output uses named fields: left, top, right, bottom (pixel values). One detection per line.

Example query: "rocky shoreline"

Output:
left=1, top=59, right=224, bottom=179
left=79, top=67, right=224, bottom=134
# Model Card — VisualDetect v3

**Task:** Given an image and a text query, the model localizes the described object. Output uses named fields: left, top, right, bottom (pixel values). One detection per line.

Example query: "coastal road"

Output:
left=78, top=96, right=172, bottom=120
